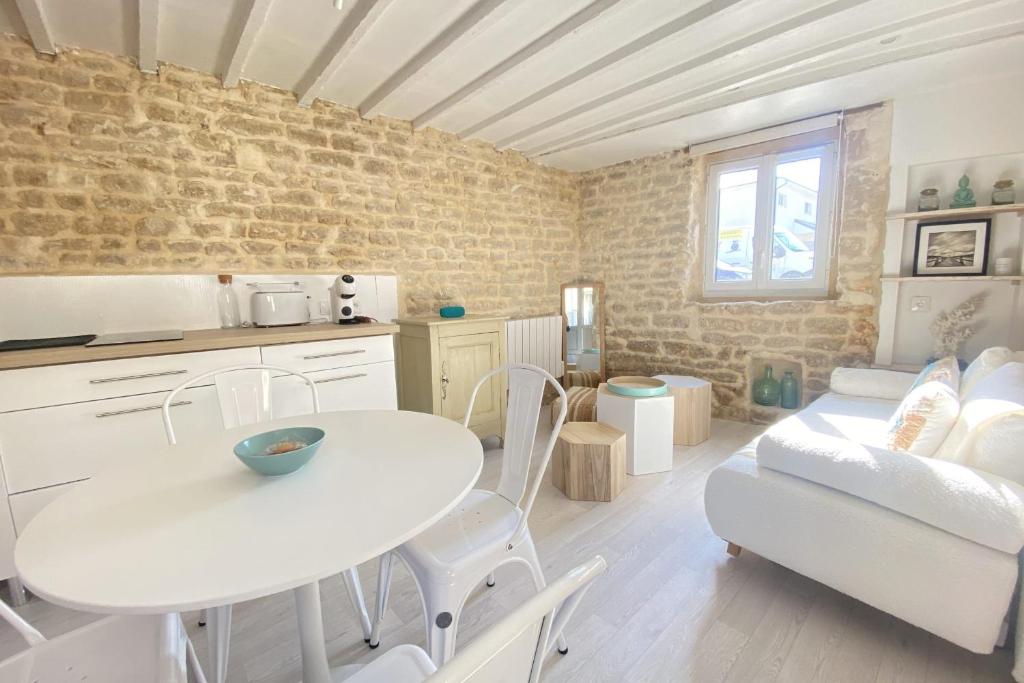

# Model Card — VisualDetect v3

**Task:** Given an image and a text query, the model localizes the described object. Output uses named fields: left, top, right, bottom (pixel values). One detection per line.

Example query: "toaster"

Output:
left=250, top=282, right=310, bottom=327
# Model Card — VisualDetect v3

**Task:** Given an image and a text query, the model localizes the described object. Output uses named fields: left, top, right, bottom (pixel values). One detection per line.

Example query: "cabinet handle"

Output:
left=313, top=372, right=367, bottom=385
left=302, top=350, right=366, bottom=360
left=89, top=369, right=188, bottom=384
left=95, top=400, right=191, bottom=418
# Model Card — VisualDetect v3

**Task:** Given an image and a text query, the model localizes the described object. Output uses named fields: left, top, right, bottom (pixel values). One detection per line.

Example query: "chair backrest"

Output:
left=464, top=364, right=567, bottom=512
left=427, top=555, right=605, bottom=683
left=162, top=364, right=320, bottom=445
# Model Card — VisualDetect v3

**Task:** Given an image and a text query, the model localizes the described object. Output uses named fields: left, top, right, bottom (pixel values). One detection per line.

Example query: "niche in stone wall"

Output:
left=750, top=357, right=804, bottom=411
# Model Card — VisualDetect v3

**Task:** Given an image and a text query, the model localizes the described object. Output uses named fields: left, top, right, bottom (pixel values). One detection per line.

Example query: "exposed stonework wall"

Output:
left=578, top=105, right=892, bottom=422
left=0, top=36, right=580, bottom=316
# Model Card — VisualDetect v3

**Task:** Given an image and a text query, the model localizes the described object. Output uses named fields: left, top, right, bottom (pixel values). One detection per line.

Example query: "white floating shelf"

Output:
left=888, top=203, right=1024, bottom=221
left=880, top=275, right=1022, bottom=283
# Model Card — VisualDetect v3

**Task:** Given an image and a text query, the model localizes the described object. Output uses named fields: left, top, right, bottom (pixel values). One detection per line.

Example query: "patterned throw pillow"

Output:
left=886, top=381, right=960, bottom=457
left=909, top=356, right=960, bottom=394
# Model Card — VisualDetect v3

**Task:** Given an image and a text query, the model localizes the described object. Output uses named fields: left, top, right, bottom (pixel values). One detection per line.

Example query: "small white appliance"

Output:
left=331, top=274, right=358, bottom=324
left=250, top=282, right=310, bottom=327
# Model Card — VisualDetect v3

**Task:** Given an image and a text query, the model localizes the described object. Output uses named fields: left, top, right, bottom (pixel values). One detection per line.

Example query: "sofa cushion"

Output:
left=937, top=362, right=1024, bottom=484
left=775, top=392, right=896, bottom=447
left=885, top=381, right=959, bottom=456
left=829, top=367, right=918, bottom=401
left=756, top=418, right=1024, bottom=554
left=911, top=356, right=960, bottom=392
left=960, top=347, right=1019, bottom=398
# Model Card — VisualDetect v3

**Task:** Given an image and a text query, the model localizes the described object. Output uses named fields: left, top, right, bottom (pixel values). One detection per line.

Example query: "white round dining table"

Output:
left=14, top=410, right=483, bottom=683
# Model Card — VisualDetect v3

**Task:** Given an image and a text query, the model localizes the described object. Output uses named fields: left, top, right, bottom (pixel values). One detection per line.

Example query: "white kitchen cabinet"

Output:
left=271, top=361, right=398, bottom=417
left=0, top=332, right=398, bottom=586
left=0, top=385, right=222, bottom=494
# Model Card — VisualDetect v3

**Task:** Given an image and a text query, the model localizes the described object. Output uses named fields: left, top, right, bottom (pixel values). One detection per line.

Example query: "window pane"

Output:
left=771, top=156, right=820, bottom=280
left=714, top=168, right=757, bottom=282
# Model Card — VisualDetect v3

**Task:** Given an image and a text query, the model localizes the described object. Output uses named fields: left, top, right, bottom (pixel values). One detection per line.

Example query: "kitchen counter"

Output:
left=0, top=323, right=399, bottom=371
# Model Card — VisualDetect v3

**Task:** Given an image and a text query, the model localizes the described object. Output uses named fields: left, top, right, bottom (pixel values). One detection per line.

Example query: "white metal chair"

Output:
left=162, top=364, right=373, bottom=683
left=368, top=363, right=569, bottom=666
left=347, top=555, right=605, bottom=683
left=0, top=598, right=208, bottom=683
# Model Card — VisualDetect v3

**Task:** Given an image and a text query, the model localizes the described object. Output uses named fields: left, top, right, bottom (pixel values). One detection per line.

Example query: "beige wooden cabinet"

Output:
left=395, top=315, right=507, bottom=438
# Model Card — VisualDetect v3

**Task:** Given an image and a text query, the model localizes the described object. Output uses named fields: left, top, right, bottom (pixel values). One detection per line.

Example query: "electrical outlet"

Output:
left=910, top=296, right=930, bottom=313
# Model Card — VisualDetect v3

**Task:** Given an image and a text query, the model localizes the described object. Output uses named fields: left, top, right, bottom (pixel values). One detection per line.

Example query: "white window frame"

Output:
left=703, top=142, right=837, bottom=298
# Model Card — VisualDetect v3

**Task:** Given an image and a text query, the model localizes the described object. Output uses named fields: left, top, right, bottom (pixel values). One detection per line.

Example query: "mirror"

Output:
left=561, top=282, right=605, bottom=387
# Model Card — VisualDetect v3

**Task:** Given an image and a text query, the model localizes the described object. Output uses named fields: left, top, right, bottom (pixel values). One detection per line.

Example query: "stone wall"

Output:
left=578, top=105, right=892, bottom=422
left=0, top=36, right=580, bottom=316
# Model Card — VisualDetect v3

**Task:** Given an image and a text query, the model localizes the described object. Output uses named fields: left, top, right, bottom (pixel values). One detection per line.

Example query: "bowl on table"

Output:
left=606, top=376, right=668, bottom=398
left=233, top=427, right=325, bottom=476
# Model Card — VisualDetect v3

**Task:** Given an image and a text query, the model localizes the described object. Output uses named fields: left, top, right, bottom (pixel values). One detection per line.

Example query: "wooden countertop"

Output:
left=0, top=323, right=399, bottom=371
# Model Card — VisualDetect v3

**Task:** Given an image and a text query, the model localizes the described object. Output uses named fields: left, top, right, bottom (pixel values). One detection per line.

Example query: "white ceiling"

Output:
left=2, top=0, right=1022, bottom=171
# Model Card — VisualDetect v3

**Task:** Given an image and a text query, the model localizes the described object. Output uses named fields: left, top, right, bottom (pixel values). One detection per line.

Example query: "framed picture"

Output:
left=913, top=219, right=991, bottom=277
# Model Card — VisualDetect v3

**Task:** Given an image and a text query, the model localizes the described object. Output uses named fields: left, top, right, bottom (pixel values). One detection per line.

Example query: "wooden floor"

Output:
left=0, top=418, right=1014, bottom=682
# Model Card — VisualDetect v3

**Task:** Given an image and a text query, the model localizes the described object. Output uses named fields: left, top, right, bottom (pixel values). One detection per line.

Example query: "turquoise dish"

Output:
left=233, top=427, right=325, bottom=476
left=606, top=376, right=669, bottom=398
left=439, top=306, right=465, bottom=318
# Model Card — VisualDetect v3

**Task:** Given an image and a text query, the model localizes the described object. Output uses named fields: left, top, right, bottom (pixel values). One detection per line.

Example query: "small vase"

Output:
left=753, top=366, right=781, bottom=406
left=780, top=371, right=799, bottom=409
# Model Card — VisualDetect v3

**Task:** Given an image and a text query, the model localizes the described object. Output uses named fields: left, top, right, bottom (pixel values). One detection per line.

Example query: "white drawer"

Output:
left=260, top=335, right=394, bottom=374
left=10, top=481, right=81, bottom=535
left=271, top=361, right=397, bottom=417
left=0, top=385, right=224, bottom=494
left=0, top=347, right=261, bottom=413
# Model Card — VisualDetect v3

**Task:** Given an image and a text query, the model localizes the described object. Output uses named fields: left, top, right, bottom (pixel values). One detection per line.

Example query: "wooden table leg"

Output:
left=294, top=582, right=332, bottom=683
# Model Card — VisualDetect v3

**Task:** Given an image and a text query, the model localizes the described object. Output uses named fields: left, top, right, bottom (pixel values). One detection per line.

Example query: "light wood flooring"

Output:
left=0, top=418, right=1014, bottom=682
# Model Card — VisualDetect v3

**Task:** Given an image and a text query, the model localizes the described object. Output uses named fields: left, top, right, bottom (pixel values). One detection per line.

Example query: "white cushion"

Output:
left=910, top=356, right=960, bottom=393
left=885, top=381, right=960, bottom=456
left=773, top=392, right=897, bottom=448
left=755, top=422, right=1024, bottom=554
left=960, top=347, right=1017, bottom=398
left=829, top=367, right=918, bottom=401
left=937, top=362, right=1024, bottom=484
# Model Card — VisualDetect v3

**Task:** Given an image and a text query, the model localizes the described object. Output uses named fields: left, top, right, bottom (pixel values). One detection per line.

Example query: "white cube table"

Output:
left=596, top=383, right=674, bottom=475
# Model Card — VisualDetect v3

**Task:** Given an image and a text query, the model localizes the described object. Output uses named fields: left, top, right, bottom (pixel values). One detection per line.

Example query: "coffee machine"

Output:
left=331, top=274, right=358, bottom=324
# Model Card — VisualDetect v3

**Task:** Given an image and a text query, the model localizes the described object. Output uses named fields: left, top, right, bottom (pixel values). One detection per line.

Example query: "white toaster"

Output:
left=250, top=283, right=310, bottom=327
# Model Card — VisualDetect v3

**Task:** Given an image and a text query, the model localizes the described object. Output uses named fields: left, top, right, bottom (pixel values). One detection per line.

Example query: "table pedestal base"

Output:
left=294, top=582, right=332, bottom=683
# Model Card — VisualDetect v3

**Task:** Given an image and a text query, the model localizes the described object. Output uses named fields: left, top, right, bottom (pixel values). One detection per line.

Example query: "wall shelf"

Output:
left=888, top=203, right=1024, bottom=221
left=880, top=275, right=1023, bottom=283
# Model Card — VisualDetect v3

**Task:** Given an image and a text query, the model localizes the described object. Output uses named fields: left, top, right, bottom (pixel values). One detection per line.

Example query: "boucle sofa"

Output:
left=705, top=359, right=1024, bottom=674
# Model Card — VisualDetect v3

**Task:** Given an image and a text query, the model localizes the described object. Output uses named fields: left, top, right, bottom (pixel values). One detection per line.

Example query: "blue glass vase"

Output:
left=780, top=370, right=799, bottom=409
left=752, top=366, right=781, bottom=406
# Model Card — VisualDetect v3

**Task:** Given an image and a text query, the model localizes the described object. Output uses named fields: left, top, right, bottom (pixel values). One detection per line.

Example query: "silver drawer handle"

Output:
left=302, top=350, right=366, bottom=360
left=89, top=369, right=188, bottom=384
left=314, top=373, right=367, bottom=385
left=95, top=400, right=191, bottom=419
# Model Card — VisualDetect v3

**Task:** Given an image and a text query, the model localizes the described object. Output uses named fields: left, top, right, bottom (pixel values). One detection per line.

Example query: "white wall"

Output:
left=878, top=72, right=1024, bottom=367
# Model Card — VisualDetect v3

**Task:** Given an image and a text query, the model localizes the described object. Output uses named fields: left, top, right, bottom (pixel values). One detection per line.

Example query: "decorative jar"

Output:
left=752, top=366, right=781, bottom=407
left=917, top=188, right=939, bottom=212
left=992, top=179, right=1015, bottom=205
left=780, top=371, right=799, bottom=409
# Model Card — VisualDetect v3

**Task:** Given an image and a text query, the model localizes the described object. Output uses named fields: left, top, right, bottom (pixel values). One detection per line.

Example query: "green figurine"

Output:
left=950, top=174, right=976, bottom=208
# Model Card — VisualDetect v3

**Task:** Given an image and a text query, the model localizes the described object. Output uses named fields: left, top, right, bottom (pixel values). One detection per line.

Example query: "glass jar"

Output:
left=780, top=371, right=799, bottom=409
left=217, top=274, right=241, bottom=329
left=992, top=180, right=1015, bottom=206
left=752, top=366, right=781, bottom=406
left=918, top=188, right=940, bottom=212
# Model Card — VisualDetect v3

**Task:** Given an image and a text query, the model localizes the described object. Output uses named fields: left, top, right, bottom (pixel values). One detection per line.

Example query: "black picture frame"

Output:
left=912, top=219, right=991, bottom=277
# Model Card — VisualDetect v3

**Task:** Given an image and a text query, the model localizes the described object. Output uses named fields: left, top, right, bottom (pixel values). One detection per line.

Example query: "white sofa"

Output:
left=705, top=360, right=1024, bottom=673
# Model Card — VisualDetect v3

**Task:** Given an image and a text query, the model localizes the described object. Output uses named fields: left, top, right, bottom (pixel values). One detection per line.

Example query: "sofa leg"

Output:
left=726, top=542, right=742, bottom=558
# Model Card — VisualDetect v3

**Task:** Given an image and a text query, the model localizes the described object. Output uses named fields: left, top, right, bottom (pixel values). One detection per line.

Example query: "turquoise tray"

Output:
left=606, top=376, right=668, bottom=398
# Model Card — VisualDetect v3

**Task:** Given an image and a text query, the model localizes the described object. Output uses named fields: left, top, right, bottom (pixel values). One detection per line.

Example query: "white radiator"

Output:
left=506, top=315, right=564, bottom=378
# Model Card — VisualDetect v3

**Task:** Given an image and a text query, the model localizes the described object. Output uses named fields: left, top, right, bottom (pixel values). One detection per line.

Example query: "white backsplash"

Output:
left=0, top=274, right=399, bottom=340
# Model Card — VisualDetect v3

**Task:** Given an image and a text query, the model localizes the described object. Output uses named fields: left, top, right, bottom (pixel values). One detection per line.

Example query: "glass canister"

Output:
left=217, top=274, right=241, bottom=329
left=992, top=179, right=1015, bottom=205
left=917, top=188, right=940, bottom=212
left=780, top=371, right=800, bottom=409
left=752, top=366, right=781, bottom=406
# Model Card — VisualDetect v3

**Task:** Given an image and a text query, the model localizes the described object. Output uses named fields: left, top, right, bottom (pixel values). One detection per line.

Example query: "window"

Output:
left=704, top=142, right=837, bottom=297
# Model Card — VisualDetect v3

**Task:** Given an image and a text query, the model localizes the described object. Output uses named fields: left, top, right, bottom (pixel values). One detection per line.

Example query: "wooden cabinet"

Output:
left=396, top=316, right=507, bottom=438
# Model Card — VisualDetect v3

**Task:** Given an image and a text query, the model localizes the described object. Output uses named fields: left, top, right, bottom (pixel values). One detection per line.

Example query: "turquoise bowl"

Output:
left=233, top=427, right=325, bottom=476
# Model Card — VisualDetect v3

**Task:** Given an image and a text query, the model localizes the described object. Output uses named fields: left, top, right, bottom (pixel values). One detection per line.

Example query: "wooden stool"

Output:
left=551, top=422, right=626, bottom=502
left=653, top=375, right=711, bottom=445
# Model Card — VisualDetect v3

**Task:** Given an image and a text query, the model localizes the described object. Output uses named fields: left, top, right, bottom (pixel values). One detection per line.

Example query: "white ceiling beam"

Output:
left=359, top=0, right=508, bottom=118
left=534, top=23, right=1024, bottom=160
left=412, top=0, right=624, bottom=130
left=296, top=0, right=398, bottom=108
left=522, top=0, right=997, bottom=155
left=137, top=0, right=160, bottom=73
left=13, top=0, right=56, bottom=55
left=223, top=0, right=274, bottom=88
left=496, top=0, right=871, bottom=150
left=456, top=0, right=745, bottom=139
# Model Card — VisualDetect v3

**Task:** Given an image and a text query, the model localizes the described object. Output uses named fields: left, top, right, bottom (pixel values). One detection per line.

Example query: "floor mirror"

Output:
left=561, top=282, right=605, bottom=387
